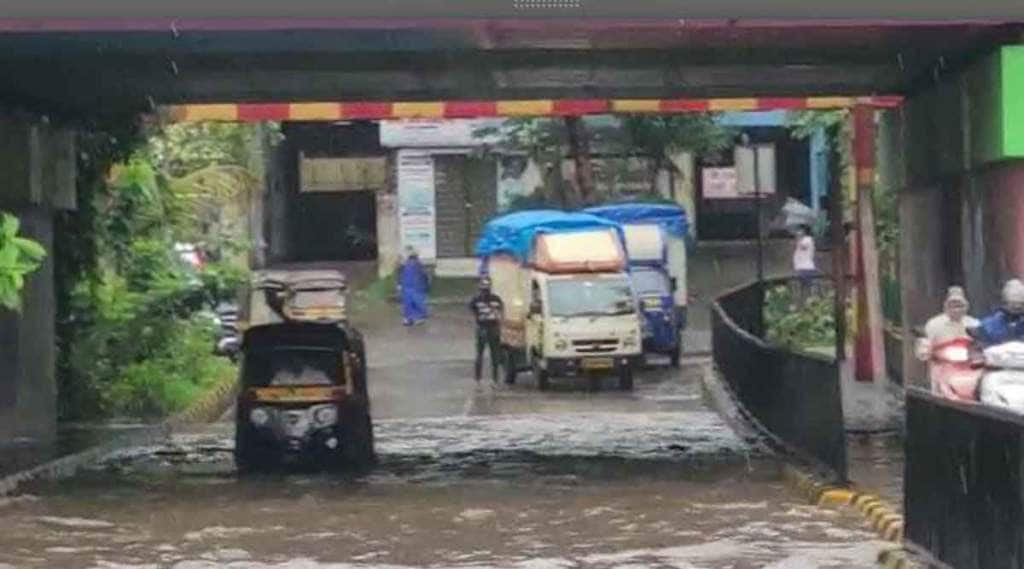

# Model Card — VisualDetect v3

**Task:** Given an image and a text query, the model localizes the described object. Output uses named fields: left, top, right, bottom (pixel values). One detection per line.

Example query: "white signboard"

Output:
left=397, top=150, right=437, bottom=261
left=702, top=167, right=739, bottom=199
left=380, top=119, right=502, bottom=148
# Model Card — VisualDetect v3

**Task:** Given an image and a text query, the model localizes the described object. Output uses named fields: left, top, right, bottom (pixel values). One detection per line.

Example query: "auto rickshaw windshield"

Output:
left=244, top=346, right=341, bottom=387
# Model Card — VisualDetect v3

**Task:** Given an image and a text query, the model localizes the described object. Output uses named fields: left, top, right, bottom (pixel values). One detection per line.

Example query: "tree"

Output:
left=0, top=212, right=46, bottom=310
left=477, top=114, right=734, bottom=206
left=621, top=114, right=735, bottom=192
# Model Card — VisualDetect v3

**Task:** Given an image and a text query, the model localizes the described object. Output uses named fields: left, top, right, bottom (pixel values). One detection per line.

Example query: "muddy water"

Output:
left=0, top=301, right=889, bottom=568
left=1, top=414, right=885, bottom=568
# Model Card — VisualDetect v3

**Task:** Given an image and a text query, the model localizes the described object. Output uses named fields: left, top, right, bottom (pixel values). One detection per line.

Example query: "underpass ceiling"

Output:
left=0, top=21, right=1019, bottom=118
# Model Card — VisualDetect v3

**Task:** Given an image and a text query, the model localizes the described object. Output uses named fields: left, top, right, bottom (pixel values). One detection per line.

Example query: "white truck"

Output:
left=478, top=212, right=643, bottom=391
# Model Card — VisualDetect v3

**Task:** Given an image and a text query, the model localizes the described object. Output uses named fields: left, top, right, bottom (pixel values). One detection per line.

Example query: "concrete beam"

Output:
left=0, top=58, right=899, bottom=112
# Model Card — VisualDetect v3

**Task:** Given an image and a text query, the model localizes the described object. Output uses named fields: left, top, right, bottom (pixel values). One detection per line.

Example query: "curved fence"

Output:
left=711, top=277, right=847, bottom=478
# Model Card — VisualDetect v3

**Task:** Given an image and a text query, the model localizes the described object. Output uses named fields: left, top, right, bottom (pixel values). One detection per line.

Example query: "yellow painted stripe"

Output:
left=184, top=104, right=238, bottom=121
left=708, top=98, right=759, bottom=111
left=611, top=99, right=661, bottom=113
left=817, top=488, right=855, bottom=506
left=290, top=102, right=341, bottom=120
left=496, top=100, right=554, bottom=116
left=392, top=102, right=445, bottom=118
left=806, top=96, right=855, bottom=109
left=857, top=166, right=876, bottom=185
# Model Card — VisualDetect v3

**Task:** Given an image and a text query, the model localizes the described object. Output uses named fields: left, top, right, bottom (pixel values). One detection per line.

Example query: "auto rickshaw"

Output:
left=233, top=268, right=373, bottom=472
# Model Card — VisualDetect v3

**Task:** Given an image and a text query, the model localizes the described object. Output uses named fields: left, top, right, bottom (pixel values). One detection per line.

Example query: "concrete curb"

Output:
left=0, top=367, right=238, bottom=497
left=699, top=361, right=921, bottom=568
left=779, top=464, right=922, bottom=568
left=165, top=370, right=238, bottom=429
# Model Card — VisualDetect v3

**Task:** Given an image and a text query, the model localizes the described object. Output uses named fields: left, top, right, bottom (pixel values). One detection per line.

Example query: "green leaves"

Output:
left=0, top=212, right=48, bottom=311
left=764, top=284, right=837, bottom=351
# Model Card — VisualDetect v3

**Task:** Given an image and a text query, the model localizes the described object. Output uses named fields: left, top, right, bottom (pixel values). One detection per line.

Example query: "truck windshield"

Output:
left=548, top=278, right=636, bottom=317
left=631, top=268, right=670, bottom=296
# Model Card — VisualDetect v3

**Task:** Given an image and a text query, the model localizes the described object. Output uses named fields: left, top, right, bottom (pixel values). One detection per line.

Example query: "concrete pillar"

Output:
left=0, top=111, right=75, bottom=445
left=0, top=206, right=56, bottom=443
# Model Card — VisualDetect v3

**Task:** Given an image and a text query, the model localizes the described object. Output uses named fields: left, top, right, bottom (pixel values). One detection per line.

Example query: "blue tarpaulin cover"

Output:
left=584, top=203, right=689, bottom=238
left=584, top=203, right=694, bottom=251
left=474, top=209, right=622, bottom=262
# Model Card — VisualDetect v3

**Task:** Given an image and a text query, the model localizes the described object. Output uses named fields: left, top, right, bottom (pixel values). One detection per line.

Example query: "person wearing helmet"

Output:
left=917, top=286, right=979, bottom=360
left=970, top=279, right=1024, bottom=346
left=468, top=276, right=504, bottom=383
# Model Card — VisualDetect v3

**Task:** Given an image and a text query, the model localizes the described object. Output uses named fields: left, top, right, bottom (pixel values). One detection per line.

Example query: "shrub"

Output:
left=764, top=284, right=836, bottom=351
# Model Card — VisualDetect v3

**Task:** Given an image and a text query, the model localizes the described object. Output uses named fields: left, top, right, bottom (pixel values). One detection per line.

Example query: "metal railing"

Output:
left=905, top=387, right=1024, bottom=569
left=711, top=276, right=847, bottom=478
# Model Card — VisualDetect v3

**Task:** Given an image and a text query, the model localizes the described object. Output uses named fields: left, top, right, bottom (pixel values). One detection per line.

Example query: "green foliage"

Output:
left=0, top=212, right=47, bottom=311
left=56, top=120, right=256, bottom=421
left=621, top=114, right=735, bottom=161
left=476, top=115, right=733, bottom=207
left=764, top=284, right=836, bottom=351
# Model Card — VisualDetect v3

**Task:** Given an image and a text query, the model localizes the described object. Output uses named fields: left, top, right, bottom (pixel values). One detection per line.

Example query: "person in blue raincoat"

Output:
left=970, top=278, right=1024, bottom=346
left=398, top=246, right=430, bottom=326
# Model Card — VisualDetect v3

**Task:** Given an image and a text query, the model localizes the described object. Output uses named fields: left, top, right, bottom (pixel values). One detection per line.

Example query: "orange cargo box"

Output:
left=530, top=229, right=626, bottom=273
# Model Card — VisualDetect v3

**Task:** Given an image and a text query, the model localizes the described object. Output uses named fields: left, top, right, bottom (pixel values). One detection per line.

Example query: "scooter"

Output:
left=978, top=341, right=1024, bottom=412
left=927, top=337, right=984, bottom=402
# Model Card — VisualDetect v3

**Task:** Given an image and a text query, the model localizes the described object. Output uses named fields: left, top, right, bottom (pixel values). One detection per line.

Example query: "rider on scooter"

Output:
left=917, top=286, right=980, bottom=396
left=969, top=279, right=1024, bottom=347
left=916, top=286, right=978, bottom=359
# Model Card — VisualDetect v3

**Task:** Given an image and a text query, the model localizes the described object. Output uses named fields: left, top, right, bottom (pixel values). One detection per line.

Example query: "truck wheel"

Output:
left=503, top=347, right=518, bottom=385
left=670, top=342, right=682, bottom=368
left=340, top=400, right=376, bottom=469
left=533, top=359, right=550, bottom=391
left=618, top=364, right=634, bottom=391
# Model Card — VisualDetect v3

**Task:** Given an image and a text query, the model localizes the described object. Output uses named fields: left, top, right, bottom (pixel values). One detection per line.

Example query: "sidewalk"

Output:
left=840, top=363, right=906, bottom=509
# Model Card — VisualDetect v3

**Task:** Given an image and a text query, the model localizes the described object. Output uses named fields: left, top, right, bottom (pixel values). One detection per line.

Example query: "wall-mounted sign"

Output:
left=701, top=167, right=739, bottom=199
left=380, top=119, right=502, bottom=148
left=396, top=150, right=437, bottom=261
left=299, top=156, right=387, bottom=193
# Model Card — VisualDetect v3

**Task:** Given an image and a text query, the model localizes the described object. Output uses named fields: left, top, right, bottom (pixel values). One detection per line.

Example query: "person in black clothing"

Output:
left=469, top=276, right=504, bottom=383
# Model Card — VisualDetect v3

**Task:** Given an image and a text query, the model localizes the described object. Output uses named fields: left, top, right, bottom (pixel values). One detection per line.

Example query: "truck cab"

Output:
left=585, top=204, right=690, bottom=367
left=525, top=271, right=643, bottom=390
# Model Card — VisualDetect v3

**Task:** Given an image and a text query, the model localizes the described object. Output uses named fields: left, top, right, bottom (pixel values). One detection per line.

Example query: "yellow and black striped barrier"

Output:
left=166, top=370, right=238, bottom=428
left=781, top=465, right=922, bottom=568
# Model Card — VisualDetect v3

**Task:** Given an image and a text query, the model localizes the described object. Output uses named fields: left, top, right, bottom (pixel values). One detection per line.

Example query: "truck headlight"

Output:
left=312, top=405, right=338, bottom=427
left=623, top=333, right=639, bottom=348
left=554, top=339, right=569, bottom=352
left=249, top=407, right=272, bottom=426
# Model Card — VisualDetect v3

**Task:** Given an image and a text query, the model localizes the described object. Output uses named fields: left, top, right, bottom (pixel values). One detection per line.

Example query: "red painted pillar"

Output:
left=852, top=106, right=886, bottom=383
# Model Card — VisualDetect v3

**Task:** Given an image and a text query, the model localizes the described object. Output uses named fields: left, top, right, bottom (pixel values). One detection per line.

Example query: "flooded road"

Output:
left=0, top=304, right=888, bottom=568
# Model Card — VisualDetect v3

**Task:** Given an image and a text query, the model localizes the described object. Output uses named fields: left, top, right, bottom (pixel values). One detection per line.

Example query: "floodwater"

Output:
left=0, top=302, right=889, bottom=568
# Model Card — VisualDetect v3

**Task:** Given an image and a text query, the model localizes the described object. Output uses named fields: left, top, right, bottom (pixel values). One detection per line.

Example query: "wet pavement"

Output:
left=0, top=272, right=892, bottom=568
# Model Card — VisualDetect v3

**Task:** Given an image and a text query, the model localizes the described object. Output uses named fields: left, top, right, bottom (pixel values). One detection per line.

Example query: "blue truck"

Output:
left=585, top=204, right=689, bottom=367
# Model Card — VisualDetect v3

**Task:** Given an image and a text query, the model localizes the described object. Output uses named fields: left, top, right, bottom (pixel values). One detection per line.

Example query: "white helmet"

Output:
left=1003, top=279, right=1024, bottom=305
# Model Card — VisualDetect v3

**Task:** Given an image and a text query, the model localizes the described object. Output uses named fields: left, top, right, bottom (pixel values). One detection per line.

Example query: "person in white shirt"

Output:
left=917, top=286, right=978, bottom=354
left=792, top=225, right=817, bottom=303
left=916, top=286, right=980, bottom=394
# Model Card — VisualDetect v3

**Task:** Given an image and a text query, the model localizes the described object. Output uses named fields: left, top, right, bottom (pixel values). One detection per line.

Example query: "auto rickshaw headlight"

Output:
left=250, top=407, right=272, bottom=427
left=312, top=404, right=338, bottom=427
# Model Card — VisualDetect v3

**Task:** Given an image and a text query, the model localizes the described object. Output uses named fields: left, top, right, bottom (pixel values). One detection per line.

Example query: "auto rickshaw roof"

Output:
left=251, top=268, right=347, bottom=289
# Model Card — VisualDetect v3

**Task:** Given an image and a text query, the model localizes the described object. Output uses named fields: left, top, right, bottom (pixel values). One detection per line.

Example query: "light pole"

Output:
left=741, top=133, right=764, bottom=283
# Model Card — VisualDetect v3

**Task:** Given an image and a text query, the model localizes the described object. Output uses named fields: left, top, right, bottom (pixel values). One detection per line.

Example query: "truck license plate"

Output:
left=582, top=357, right=614, bottom=370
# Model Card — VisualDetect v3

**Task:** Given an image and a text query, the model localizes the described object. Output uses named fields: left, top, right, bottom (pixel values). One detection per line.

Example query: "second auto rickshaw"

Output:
left=233, top=268, right=373, bottom=472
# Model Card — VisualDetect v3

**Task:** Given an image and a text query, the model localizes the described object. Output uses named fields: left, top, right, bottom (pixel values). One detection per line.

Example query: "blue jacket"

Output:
left=974, top=309, right=1024, bottom=346
left=398, top=259, right=429, bottom=293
